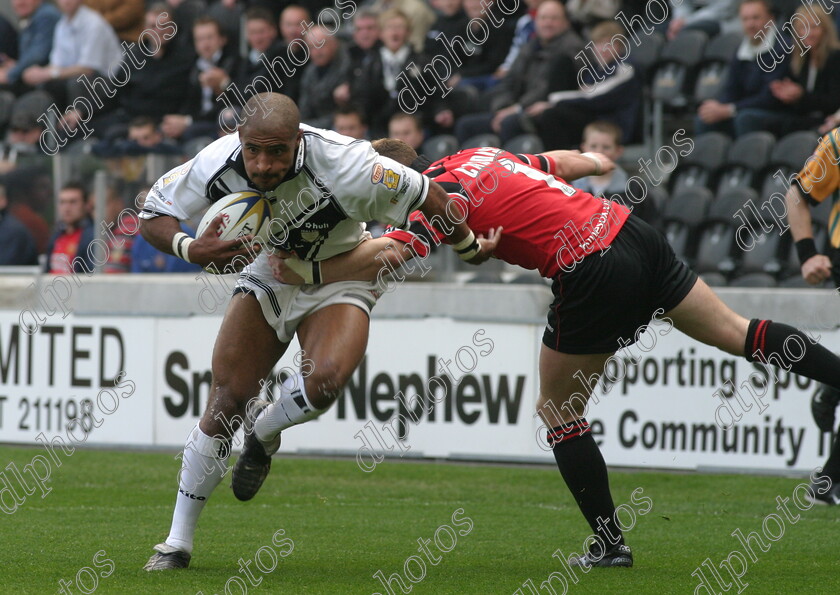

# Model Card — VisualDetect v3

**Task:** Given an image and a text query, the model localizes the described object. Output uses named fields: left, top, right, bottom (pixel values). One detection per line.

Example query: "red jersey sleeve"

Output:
left=381, top=211, right=443, bottom=258
left=513, top=153, right=556, bottom=176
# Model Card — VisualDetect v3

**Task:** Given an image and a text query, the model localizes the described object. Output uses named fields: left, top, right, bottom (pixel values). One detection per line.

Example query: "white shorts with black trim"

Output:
left=233, top=254, right=381, bottom=344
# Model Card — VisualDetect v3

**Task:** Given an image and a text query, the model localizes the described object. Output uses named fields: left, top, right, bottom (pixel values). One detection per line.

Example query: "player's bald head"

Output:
left=372, top=138, right=417, bottom=166
left=239, top=93, right=300, bottom=136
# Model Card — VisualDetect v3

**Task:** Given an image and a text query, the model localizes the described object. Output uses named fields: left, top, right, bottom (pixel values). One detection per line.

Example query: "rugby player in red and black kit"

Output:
left=271, top=139, right=840, bottom=567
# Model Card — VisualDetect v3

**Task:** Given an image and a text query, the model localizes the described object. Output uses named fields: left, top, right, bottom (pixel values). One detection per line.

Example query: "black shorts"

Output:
left=543, top=215, right=698, bottom=354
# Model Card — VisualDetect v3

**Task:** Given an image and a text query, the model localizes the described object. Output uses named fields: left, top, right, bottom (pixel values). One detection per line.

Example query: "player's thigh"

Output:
left=211, top=292, right=288, bottom=397
left=537, top=344, right=613, bottom=427
left=664, top=278, right=749, bottom=356
left=296, top=303, right=370, bottom=402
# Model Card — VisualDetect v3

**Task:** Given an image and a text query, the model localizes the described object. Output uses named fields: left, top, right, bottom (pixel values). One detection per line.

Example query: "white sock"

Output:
left=165, top=424, right=230, bottom=553
left=254, top=373, right=325, bottom=443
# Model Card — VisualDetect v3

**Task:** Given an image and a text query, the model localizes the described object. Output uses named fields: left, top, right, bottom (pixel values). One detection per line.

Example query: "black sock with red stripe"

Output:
left=745, top=319, right=840, bottom=388
left=549, top=418, right=624, bottom=547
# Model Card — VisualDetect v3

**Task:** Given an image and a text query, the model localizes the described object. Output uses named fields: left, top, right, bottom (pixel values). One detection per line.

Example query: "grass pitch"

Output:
left=1, top=445, right=837, bottom=594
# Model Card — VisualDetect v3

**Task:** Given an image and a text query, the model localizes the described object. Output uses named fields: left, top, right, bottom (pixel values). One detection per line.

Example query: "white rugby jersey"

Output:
left=140, top=125, right=429, bottom=260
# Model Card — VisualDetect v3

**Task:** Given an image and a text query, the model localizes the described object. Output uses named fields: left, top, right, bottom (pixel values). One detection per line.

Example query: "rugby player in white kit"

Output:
left=139, top=93, right=495, bottom=570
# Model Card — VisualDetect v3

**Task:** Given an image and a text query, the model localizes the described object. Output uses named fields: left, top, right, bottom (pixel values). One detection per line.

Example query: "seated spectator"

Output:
left=695, top=0, right=790, bottom=137
left=66, top=4, right=192, bottom=142
left=0, top=111, right=47, bottom=173
left=162, top=16, right=240, bottom=142
left=514, top=21, right=641, bottom=148
left=332, top=105, right=369, bottom=139
left=94, top=116, right=182, bottom=156
left=667, top=0, right=740, bottom=40
left=425, top=0, right=512, bottom=134
left=354, top=9, right=429, bottom=137
left=299, top=26, right=350, bottom=129
left=449, top=0, right=516, bottom=92
left=233, top=8, right=285, bottom=98
left=45, top=181, right=95, bottom=274
left=101, top=185, right=137, bottom=273
left=424, top=0, right=468, bottom=57
left=335, top=8, right=382, bottom=108
left=0, top=14, right=18, bottom=66
left=4, top=165, right=50, bottom=254
left=573, top=120, right=658, bottom=224
left=84, top=0, right=145, bottom=43
left=131, top=221, right=201, bottom=273
left=0, top=0, right=61, bottom=95
left=454, top=0, right=583, bottom=143
left=495, top=0, right=543, bottom=79
left=370, top=0, right=437, bottom=52
left=574, top=121, right=628, bottom=196
left=388, top=112, right=425, bottom=150
left=21, top=0, right=122, bottom=110
left=275, top=4, right=312, bottom=102
left=0, top=179, right=38, bottom=266
left=766, top=5, right=840, bottom=135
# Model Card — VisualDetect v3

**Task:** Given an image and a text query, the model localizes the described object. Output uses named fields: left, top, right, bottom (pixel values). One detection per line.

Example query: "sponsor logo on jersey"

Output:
left=372, top=163, right=401, bottom=192
left=382, top=169, right=400, bottom=191
left=371, top=163, right=384, bottom=184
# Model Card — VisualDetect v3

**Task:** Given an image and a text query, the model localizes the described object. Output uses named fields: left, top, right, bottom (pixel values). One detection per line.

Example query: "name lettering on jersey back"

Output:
left=453, top=148, right=506, bottom=178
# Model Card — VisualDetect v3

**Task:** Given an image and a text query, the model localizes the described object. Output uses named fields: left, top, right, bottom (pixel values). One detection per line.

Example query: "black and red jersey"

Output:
left=385, top=147, right=631, bottom=278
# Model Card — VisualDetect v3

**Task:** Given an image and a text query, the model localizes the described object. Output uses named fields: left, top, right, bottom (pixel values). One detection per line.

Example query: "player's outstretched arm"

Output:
left=269, top=237, right=415, bottom=284
left=270, top=230, right=505, bottom=285
left=539, top=150, right=616, bottom=181
left=140, top=214, right=260, bottom=270
left=785, top=184, right=832, bottom=285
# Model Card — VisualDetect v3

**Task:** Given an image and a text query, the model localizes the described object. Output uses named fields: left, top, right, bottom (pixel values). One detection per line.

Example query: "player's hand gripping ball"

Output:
left=196, top=191, right=271, bottom=245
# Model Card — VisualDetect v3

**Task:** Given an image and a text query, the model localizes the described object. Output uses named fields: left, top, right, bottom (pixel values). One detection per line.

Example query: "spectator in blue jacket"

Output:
left=131, top=222, right=201, bottom=273
left=0, top=0, right=61, bottom=95
left=507, top=21, right=642, bottom=149
left=695, top=0, right=790, bottom=137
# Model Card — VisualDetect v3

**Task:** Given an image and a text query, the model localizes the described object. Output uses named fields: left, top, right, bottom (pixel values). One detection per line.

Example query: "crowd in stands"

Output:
left=1, top=0, right=840, bottom=282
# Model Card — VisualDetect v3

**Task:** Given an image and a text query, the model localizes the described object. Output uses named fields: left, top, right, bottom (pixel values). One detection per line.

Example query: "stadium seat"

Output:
left=462, top=133, right=501, bottom=150
left=631, top=31, right=666, bottom=83
left=661, top=186, right=713, bottom=265
left=769, top=130, right=820, bottom=171
left=504, top=134, right=544, bottom=154
left=729, top=272, right=778, bottom=287
left=648, top=30, right=708, bottom=149
left=0, top=91, right=14, bottom=133
left=694, top=187, right=753, bottom=277
left=716, top=131, right=775, bottom=195
left=422, top=134, right=459, bottom=162
left=758, top=131, right=819, bottom=199
left=669, top=132, right=730, bottom=195
left=692, top=32, right=743, bottom=103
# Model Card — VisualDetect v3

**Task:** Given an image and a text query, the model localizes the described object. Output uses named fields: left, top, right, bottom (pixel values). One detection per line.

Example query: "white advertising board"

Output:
left=2, top=309, right=836, bottom=474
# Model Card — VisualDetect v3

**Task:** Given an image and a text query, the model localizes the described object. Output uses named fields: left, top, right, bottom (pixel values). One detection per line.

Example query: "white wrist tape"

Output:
left=581, top=152, right=603, bottom=176
left=171, top=232, right=194, bottom=263
left=453, top=230, right=481, bottom=261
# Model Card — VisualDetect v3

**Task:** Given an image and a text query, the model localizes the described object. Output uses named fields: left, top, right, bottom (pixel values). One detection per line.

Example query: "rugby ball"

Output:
left=196, top=191, right=271, bottom=245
